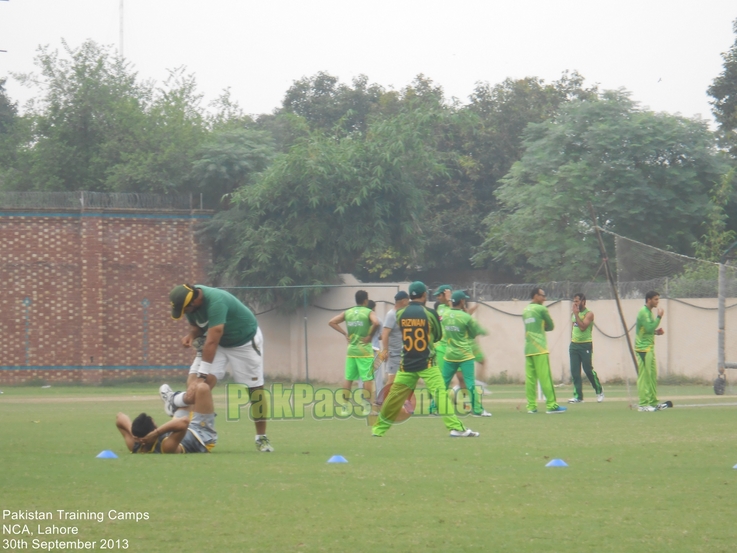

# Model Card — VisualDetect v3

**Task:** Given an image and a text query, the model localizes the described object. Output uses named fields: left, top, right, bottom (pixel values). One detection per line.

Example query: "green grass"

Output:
left=1, top=384, right=736, bottom=552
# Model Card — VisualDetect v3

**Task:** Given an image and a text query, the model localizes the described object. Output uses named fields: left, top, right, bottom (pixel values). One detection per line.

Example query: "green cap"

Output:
left=451, top=290, right=470, bottom=303
left=435, top=284, right=452, bottom=296
left=408, top=281, right=427, bottom=299
left=170, top=284, right=196, bottom=320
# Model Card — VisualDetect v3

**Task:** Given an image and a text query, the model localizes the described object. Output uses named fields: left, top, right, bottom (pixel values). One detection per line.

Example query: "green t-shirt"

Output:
left=442, top=308, right=487, bottom=362
left=522, top=303, right=555, bottom=356
left=571, top=308, right=593, bottom=343
left=435, top=303, right=451, bottom=350
left=345, top=306, right=374, bottom=358
left=185, top=286, right=258, bottom=348
left=635, top=305, right=661, bottom=352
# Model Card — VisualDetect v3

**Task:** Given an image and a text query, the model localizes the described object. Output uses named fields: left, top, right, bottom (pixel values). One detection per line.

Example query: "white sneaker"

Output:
left=568, top=398, right=583, bottom=403
left=450, top=428, right=480, bottom=437
left=596, top=393, right=605, bottom=403
left=638, top=405, right=657, bottom=412
left=473, top=410, right=492, bottom=417
left=158, top=384, right=176, bottom=417
left=255, top=436, right=274, bottom=452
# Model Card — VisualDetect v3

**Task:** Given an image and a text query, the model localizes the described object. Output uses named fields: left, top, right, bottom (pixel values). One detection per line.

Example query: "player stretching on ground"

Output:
left=568, top=293, right=604, bottom=403
left=116, top=380, right=216, bottom=454
left=372, top=281, right=479, bottom=438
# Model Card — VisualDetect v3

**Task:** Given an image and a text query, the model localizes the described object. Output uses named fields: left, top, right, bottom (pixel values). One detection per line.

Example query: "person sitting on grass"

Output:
left=115, top=380, right=217, bottom=454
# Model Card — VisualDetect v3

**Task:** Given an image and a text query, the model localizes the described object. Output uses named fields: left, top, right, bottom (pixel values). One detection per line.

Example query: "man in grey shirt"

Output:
left=378, top=291, right=410, bottom=398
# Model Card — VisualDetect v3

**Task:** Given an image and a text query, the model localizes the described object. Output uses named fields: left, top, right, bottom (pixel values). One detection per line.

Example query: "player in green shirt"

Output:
left=523, top=288, right=566, bottom=414
left=635, top=291, right=668, bottom=411
left=372, top=282, right=479, bottom=437
left=568, top=293, right=604, bottom=403
left=442, top=291, right=491, bottom=417
left=329, top=290, right=380, bottom=410
left=167, top=284, right=273, bottom=452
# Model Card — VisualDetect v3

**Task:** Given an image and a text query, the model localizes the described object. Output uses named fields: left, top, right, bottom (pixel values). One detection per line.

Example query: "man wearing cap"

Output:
left=329, top=290, right=381, bottom=411
left=372, top=281, right=480, bottom=438
left=377, top=291, right=410, bottom=398
left=442, top=290, right=491, bottom=417
left=168, top=284, right=274, bottom=452
left=523, top=287, right=566, bottom=414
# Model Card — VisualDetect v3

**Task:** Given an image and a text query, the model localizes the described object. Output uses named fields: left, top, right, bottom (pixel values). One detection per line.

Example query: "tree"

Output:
left=204, top=106, right=448, bottom=307
left=475, top=90, right=729, bottom=280
left=189, top=127, right=275, bottom=208
left=708, top=18, right=737, bottom=156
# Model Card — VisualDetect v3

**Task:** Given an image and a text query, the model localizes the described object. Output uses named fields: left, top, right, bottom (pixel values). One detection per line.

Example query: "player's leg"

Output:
left=636, top=351, right=654, bottom=408
left=535, top=355, right=561, bottom=412
left=525, top=356, right=538, bottom=412
left=580, top=344, right=603, bottom=397
left=419, top=366, right=477, bottom=436
left=457, top=359, right=484, bottom=415
left=645, top=350, right=659, bottom=407
left=356, top=357, right=375, bottom=409
left=372, top=371, right=419, bottom=436
left=227, top=331, right=273, bottom=451
left=569, top=343, right=584, bottom=401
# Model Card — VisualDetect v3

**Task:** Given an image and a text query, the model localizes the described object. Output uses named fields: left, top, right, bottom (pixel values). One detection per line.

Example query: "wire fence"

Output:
left=0, top=191, right=204, bottom=211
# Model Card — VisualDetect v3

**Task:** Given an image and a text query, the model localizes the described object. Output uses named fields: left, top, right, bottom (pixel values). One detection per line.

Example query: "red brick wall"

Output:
left=0, top=208, right=212, bottom=384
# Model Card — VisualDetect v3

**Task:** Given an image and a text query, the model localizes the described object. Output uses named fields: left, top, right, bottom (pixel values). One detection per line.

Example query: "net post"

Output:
left=718, top=262, right=726, bottom=374
left=303, top=287, right=310, bottom=383
left=588, top=203, right=640, bottom=377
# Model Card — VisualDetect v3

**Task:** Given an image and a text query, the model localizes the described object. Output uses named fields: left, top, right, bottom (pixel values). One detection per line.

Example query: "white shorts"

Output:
left=189, top=328, right=264, bottom=387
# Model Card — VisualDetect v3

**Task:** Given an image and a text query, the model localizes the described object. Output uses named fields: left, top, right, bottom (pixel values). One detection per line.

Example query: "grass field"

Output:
left=1, top=383, right=736, bottom=552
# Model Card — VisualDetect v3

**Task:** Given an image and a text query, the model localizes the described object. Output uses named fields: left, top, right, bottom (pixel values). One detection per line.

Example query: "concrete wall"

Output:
left=248, top=283, right=737, bottom=384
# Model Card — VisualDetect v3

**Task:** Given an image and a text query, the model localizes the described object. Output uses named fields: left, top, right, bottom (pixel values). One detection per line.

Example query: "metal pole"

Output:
left=719, top=262, right=726, bottom=373
left=303, top=287, right=309, bottom=383
left=588, top=203, right=640, bottom=376
left=119, top=0, right=124, bottom=58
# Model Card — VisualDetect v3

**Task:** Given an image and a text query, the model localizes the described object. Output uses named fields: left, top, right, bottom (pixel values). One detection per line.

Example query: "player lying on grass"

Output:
left=115, top=380, right=217, bottom=454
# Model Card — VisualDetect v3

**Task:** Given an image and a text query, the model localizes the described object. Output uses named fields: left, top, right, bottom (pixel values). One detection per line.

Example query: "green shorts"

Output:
left=345, top=356, right=374, bottom=382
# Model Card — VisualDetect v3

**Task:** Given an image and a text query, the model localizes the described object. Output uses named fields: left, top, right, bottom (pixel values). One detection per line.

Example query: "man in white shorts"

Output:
left=165, top=284, right=273, bottom=452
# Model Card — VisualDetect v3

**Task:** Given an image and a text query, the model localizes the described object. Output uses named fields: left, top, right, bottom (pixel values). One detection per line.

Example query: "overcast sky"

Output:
left=1, top=0, right=736, bottom=122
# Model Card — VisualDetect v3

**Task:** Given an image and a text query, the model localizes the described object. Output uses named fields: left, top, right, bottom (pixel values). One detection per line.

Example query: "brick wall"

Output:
left=0, top=208, right=211, bottom=384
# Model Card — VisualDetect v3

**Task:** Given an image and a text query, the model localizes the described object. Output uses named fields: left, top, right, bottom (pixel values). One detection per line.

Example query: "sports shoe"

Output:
left=638, top=405, right=657, bottom=412
left=656, top=402, right=672, bottom=410
left=527, top=409, right=538, bottom=414
left=255, top=436, right=274, bottom=452
left=159, top=384, right=176, bottom=417
left=450, top=428, right=480, bottom=437
left=568, top=398, right=583, bottom=403
left=473, top=410, right=492, bottom=417
left=596, top=393, right=605, bottom=403
left=546, top=406, right=567, bottom=414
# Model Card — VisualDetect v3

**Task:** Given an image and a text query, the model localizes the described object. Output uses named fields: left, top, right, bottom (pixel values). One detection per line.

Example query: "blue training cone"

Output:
left=733, top=464, right=737, bottom=469
left=327, top=455, right=348, bottom=463
left=545, top=458, right=568, bottom=467
left=96, top=450, right=118, bottom=459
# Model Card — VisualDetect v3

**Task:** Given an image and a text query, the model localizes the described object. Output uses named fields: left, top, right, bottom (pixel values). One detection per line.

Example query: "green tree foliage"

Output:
left=708, top=18, right=737, bottom=156
left=190, top=128, right=276, bottom=208
left=7, top=41, right=208, bottom=194
left=205, top=107, right=448, bottom=306
left=476, top=90, right=728, bottom=280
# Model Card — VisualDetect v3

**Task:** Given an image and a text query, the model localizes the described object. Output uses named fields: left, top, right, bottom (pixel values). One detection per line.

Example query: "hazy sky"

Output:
left=1, top=0, right=736, bottom=122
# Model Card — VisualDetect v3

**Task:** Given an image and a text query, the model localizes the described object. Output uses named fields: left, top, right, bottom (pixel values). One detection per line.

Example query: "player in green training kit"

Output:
left=568, top=293, right=604, bottom=403
left=523, top=288, right=566, bottom=414
left=442, top=291, right=491, bottom=417
left=372, top=282, right=479, bottom=437
left=329, top=290, right=380, bottom=411
left=635, top=291, right=669, bottom=412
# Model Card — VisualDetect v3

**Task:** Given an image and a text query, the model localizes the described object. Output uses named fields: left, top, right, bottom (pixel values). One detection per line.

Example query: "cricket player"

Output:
left=568, top=293, right=604, bottom=403
left=635, top=291, right=668, bottom=411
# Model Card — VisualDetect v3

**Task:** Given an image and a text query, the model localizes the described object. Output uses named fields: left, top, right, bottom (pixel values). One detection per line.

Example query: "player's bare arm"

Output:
left=363, top=311, right=380, bottom=344
left=201, top=324, right=224, bottom=363
left=379, top=326, right=391, bottom=361
left=328, top=312, right=349, bottom=342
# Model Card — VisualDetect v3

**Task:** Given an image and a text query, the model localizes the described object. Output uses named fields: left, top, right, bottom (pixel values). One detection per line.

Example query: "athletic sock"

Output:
left=173, top=393, right=188, bottom=408
left=255, top=434, right=265, bottom=442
